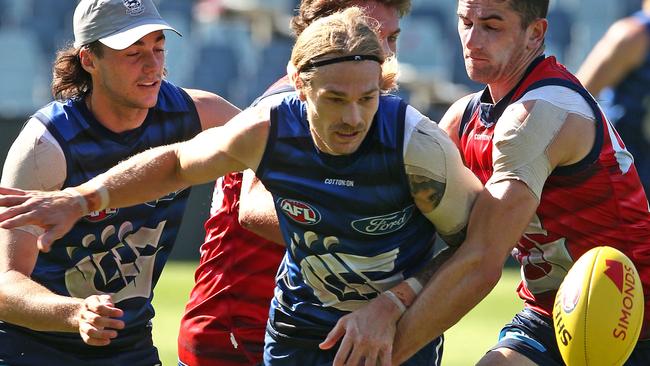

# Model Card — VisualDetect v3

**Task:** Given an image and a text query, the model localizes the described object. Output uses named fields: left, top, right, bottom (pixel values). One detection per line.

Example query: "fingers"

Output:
left=320, top=320, right=346, bottom=350
left=78, top=295, right=125, bottom=346
left=378, top=347, right=392, bottom=366
left=0, top=187, right=26, bottom=195
left=332, top=334, right=353, bottom=366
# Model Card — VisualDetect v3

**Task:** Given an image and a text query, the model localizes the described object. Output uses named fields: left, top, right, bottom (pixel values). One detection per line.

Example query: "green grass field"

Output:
left=152, top=262, right=522, bottom=365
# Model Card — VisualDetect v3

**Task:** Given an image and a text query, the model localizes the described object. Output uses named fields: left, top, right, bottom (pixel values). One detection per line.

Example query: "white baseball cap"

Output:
left=73, top=0, right=181, bottom=50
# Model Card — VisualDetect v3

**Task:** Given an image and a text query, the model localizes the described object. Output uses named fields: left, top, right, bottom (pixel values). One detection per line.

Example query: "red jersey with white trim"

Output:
left=459, top=56, right=650, bottom=339
left=178, top=78, right=290, bottom=366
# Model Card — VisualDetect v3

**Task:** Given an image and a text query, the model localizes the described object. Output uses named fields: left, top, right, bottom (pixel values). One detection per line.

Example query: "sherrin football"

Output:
left=553, top=246, right=644, bottom=366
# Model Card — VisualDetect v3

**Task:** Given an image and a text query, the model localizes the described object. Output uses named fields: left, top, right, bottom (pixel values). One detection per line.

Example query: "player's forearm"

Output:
left=0, top=271, right=82, bottom=332
left=238, top=171, right=284, bottom=245
left=392, top=246, right=501, bottom=363
left=392, top=181, right=537, bottom=362
left=75, top=144, right=191, bottom=212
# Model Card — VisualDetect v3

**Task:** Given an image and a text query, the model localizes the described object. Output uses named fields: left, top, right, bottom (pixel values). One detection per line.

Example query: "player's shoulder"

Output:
left=183, top=87, right=241, bottom=130
left=438, top=93, right=479, bottom=145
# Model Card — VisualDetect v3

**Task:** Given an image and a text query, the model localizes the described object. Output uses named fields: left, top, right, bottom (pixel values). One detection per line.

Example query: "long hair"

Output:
left=51, top=41, right=103, bottom=101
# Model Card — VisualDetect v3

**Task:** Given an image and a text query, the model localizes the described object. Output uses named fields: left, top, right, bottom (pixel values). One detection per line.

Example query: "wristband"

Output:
left=63, top=188, right=89, bottom=216
left=94, top=183, right=110, bottom=212
left=383, top=289, right=406, bottom=315
left=406, top=277, right=423, bottom=295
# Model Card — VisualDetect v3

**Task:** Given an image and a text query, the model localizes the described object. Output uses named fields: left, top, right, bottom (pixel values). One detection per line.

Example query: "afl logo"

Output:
left=279, top=198, right=321, bottom=225
left=351, top=205, right=414, bottom=235
left=84, top=208, right=119, bottom=223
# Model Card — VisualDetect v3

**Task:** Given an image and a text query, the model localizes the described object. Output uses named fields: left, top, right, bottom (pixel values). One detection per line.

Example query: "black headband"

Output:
left=299, top=54, right=382, bottom=73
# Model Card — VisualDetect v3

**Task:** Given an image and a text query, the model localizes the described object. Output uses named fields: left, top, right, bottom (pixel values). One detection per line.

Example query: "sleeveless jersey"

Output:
left=459, top=56, right=650, bottom=339
left=178, top=77, right=291, bottom=365
left=259, top=94, right=437, bottom=345
left=0, top=80, right=202, bottom=354
left=606, top=10, right=650, bottom=188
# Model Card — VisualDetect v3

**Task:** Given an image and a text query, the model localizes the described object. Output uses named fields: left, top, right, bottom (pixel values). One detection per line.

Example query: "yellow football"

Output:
left=553, top=246, right=644, bottom=366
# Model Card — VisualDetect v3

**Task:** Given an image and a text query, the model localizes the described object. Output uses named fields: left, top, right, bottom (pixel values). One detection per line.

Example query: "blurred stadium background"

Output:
left=0, top=0, right=644, bottom=364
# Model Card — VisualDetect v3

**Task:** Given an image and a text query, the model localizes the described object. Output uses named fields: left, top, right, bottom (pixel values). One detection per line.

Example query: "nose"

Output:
left=462, top=24, right=482, bottom=52
left=142, top=49, right=162, bottom=72
left=341, top=103, right=363, bottom=127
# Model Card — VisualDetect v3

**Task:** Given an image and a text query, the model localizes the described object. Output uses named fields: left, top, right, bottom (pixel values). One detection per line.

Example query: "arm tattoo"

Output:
left=408, top=174, right=446, bottom=213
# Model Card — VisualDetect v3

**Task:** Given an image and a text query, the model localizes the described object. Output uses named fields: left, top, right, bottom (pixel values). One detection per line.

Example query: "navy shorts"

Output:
left=263, top=330, right=443, bottom=365
left=492, top=308, right=650, bottom=365
left=0, top=325, right=161, bottom=366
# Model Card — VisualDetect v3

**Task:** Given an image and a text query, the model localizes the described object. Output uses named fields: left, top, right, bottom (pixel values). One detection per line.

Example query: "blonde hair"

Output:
left=290, top=7, right=398, bottom=93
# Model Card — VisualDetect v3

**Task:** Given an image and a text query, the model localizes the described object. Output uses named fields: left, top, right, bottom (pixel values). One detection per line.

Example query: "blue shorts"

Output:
left=492, top=308, right=650, bottom=365
left=0, top=324, right=161, bottom=366
left=262, top=330, right=443, bottom=365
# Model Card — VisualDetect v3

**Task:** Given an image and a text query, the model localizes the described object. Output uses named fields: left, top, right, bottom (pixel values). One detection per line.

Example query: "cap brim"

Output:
left=99, top=22, right=181, bottom=50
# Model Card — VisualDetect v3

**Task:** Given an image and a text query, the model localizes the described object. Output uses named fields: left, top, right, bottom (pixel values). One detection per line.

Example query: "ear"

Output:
left=287, top=65, right=308, bottom=101
left=79, top=47, right=96, bottom=73
left=528, top=18, right=548, bottom=50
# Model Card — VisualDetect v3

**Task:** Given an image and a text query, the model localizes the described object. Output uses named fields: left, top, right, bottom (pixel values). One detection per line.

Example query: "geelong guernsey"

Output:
left=258, top=94, right=437, bottom=345
left=0, top=80, right=202, bottom=354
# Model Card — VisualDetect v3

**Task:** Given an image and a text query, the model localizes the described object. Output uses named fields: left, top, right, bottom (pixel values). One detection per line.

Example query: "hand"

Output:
left=0, top=187, right=85, bottom=252
left=319, top=292, right=403, bottom=366
left=77, top=294, right=125, bottom=346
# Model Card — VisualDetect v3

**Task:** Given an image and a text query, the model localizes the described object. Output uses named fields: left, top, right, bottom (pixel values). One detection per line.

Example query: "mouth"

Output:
left=137, top=80, right=160, bottom=88
left=334, top=130, right=362, bottom=142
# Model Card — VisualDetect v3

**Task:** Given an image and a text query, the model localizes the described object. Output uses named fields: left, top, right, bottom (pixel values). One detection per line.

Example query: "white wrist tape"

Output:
left=383, top=289, right=406, bottom=315
left=405, top=277, right=423, bottom=295
left=94, top=184, right=110, bottom=212
left=63, top=188, right=89, bottom=216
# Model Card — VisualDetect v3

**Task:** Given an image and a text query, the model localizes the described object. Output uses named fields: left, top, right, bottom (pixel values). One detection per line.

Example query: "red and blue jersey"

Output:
left=459, top=56, right=650, bottom=339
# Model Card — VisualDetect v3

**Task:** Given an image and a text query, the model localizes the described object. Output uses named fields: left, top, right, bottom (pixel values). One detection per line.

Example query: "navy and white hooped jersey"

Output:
left=1, top=80, right=201, bottom=352
left=257, top=94, right=437, bottom=344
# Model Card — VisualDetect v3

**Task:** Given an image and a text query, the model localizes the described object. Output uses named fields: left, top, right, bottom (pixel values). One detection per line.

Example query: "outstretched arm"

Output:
left=0, top=107, right=270, bottom=251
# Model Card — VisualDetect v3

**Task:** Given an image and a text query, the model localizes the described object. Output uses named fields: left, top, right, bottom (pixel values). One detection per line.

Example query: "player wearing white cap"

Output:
left=0, top=0, right=238, bottom=364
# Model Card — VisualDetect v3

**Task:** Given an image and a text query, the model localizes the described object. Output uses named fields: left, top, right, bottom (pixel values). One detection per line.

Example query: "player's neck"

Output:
left=85, top=93, right=149, bottom=133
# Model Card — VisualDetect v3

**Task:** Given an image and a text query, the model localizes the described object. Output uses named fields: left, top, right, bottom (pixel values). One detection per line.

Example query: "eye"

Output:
left=388, top=34, right=399, bottom=43
left=327, top=96, right=345, bottom=104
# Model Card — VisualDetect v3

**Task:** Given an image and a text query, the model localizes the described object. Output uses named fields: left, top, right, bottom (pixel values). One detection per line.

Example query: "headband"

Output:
left=298, top=54, right=382, bottom=73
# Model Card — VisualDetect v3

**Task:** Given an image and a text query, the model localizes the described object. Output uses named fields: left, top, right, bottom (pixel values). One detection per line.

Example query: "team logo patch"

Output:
left=279, top=198, right=321, bottom=225
left=84, top=208, right=119, bottom=223
left=123, top=0, right=145, bottom=16
left=351, top=205, right=414, bottom=235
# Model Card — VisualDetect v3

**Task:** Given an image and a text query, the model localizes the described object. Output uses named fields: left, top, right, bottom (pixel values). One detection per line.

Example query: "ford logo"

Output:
left=351, top=205, right=414, bottom=235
